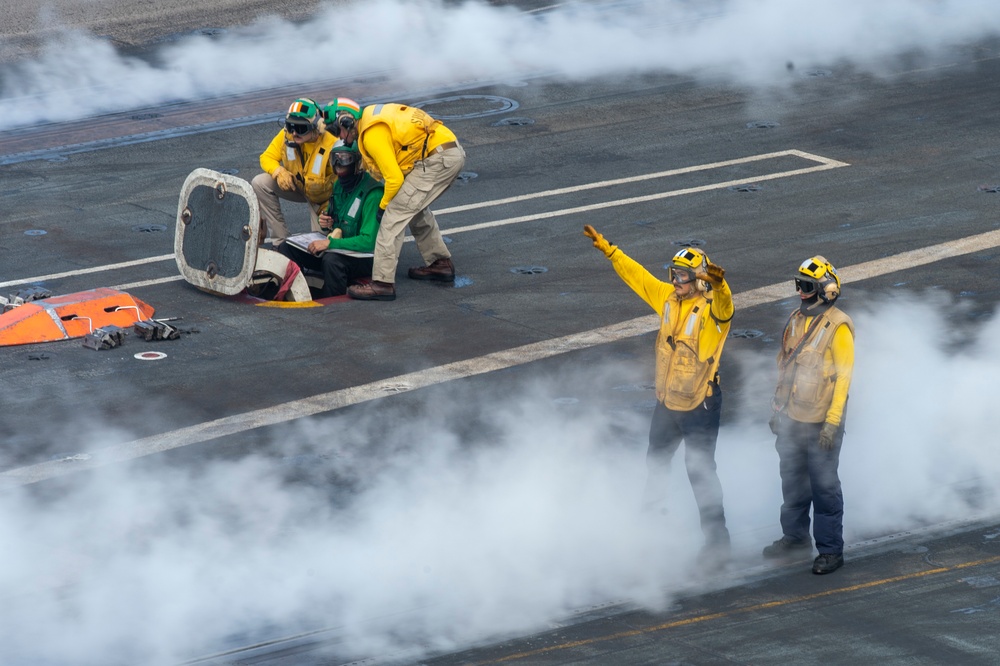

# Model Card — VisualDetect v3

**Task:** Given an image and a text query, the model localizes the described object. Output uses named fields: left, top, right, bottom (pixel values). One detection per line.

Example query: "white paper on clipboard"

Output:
left=285, top=232, right=374, bottom=258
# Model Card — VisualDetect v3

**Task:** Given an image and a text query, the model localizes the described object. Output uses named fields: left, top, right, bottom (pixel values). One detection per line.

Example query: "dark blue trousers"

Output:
left=774, top=415, right=846, bottom=554
left=644, top=392, right=729, bottom=546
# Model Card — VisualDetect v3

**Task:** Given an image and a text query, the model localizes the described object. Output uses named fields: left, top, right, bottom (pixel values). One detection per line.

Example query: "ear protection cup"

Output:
left=797, top=255, right=841, bottom=303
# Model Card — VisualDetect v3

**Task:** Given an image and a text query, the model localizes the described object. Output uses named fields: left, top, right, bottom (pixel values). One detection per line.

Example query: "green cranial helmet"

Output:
left=323, top=98, right=362, bottom=123
left=285, top=98, right=321, bottom=132
left=323, top=98, right=362, bottom=135
left=330, top=138, right=361, bottom=168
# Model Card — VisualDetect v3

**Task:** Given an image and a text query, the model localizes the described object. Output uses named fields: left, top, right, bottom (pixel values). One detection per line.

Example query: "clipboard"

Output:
left=285, top=232, right=374, bottom=258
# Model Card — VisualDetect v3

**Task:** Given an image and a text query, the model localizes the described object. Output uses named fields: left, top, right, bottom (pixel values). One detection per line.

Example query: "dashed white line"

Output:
left=5, top=228, right=1000, bottom=486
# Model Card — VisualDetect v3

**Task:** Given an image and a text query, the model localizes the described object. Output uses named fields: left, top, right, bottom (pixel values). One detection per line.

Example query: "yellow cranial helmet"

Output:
left=671, top=247, right=707, bottom=271
left=796, top=255, right=841, bottom=303
left=669, top=247, right=709, bottom=287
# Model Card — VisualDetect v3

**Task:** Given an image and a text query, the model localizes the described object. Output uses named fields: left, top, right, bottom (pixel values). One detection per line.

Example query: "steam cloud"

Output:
left=1, top=294, right=997, bottom=664
left=1, top=0, right=1000, bottom=130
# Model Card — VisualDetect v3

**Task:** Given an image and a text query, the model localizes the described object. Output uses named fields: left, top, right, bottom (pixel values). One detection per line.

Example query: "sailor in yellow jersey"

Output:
left=326, top=99, right=465, bottom=301
left=584, top=225, right=733, bottom=569
left=252, top=98, right=338, bottom=246
left=763, top=256, right=855, bottom=575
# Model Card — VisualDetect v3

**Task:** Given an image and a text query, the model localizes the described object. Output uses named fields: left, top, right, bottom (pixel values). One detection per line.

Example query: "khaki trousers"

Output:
left=372, top=144, right=466, bottom=284
left=250, top=172, right=323, bottom=245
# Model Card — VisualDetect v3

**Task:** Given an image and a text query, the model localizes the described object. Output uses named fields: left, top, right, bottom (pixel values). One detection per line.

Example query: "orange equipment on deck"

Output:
left=0, top=288, right=155, bottom=346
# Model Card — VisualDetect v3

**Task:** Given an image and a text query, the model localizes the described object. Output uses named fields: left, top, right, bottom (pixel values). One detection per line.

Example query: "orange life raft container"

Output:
left=0, top=288, right=155, bottom=346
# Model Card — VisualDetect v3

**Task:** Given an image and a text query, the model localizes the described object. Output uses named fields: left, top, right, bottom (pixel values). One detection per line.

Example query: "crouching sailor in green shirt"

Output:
left=278, top=139, right=383, bottom=297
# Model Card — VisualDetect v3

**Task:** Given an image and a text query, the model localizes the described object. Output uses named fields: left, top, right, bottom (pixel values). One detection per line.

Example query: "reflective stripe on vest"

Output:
left=685, top=308, right=699, bottom=337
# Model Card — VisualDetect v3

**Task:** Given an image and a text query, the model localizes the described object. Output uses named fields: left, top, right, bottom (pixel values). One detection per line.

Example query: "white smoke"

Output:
left=0, top=292, right=997, bottom=664
left=724, top=290, right=1000, bottom=547
left=1, top=0, right=999, bottom=130
left=843, top=291, right=1000, bottom=533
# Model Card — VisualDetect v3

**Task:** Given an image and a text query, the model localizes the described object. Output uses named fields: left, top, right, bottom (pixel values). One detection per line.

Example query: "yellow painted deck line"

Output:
left=480, top=555, right=1000, bottom=664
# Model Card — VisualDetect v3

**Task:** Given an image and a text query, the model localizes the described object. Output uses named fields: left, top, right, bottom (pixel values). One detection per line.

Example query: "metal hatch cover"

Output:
left=174, top=168, right=260, bottom=296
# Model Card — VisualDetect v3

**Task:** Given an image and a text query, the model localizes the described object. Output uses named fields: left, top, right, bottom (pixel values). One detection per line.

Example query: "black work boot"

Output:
left=812, top=553, right=844, bottom=574
left=762, top=536, right=813, bottom=559
left=347, top=280, right=396, bottom=301
left=408, top=258, right=455, bottom=282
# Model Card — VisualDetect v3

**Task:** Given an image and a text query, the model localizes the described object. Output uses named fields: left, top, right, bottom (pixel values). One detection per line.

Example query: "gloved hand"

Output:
left=376, top=207, right=385, bottom=223
left=273, top=166, right=295, bottom=191
left=583, top=225, right=617, bottom=258
left=703, top=262, right=725, bottom=285
left=818, top=422, right=839, bottom=451
left=768, top=411, right=780, bottom=435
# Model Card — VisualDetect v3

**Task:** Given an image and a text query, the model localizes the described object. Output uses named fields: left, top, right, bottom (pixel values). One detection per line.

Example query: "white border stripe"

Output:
left=0, top=254, right=175, bottom=289
left=437, top=163, right=846, bottom=236
left=433, top=149, right=847, bottom=215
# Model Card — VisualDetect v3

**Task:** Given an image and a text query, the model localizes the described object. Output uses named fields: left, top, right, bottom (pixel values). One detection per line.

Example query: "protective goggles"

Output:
left=284, top=120, right=313, bottom=135
left=795, top=278, right=818, bottom=294
left=669, top=267, right=696, bottom=284
left=332, top=152, right=358, bottom=167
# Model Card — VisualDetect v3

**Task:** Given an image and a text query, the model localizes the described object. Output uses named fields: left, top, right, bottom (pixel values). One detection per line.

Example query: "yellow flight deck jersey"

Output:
left=610, top=249, right=734, bottom=412
left=774, top=308, right=855, bottom=426
left=259, top=129, right=338, bottom=205
left=356, top=103, right=459, bottom=210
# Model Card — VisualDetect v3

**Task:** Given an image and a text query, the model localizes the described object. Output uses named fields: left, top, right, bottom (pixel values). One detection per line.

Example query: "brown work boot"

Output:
left=408, top=258, right=455, bottom=282
left=347, top=280, right=396, bottom=301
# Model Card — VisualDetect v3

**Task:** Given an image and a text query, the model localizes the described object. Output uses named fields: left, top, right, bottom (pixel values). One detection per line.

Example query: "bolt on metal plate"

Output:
left=730, top=329, right=765, bottom=339
left=492, top=117, right=535, bottom=127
